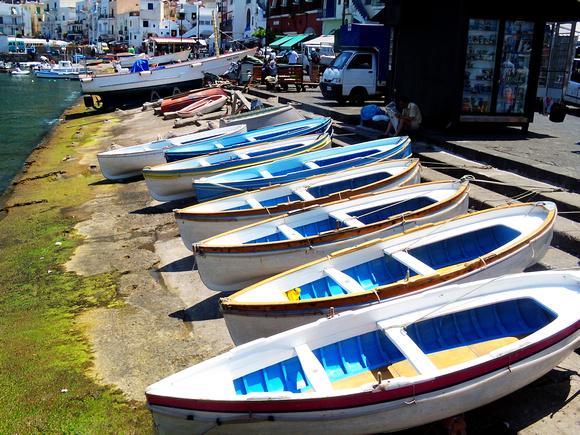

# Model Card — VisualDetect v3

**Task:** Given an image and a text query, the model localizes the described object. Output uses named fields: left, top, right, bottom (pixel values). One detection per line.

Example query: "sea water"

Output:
left=0, top=72, right=81, bottom=196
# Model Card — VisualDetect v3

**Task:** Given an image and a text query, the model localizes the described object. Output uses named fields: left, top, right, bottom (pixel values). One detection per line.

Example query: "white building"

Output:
left=231, top=0, right=266, bottom=45
left=41, top=0, right=78, bottom=40
left=0, top=3, right=27, bottom=37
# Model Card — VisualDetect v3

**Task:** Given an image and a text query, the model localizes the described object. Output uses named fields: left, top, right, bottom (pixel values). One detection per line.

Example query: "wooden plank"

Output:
left=384, top=249, right=439, bottom=276
left=292, top=187, right=315, bottom=201
left=294, top=344, right=333, bottom=393
left=379, top=325, right=439, bottom=377
left=329, top=210, right=365, bottom=228
left=245, top=197, right=262, bottom=209
left=277, top=224, right=303, bottom=240
left=324, top=267, right=366, bottom=294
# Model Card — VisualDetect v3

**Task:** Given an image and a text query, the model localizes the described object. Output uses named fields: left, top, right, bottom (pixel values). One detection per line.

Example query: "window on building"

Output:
left=148, top=3, right=153, bottom=10
left=143, top=20, right=149, bottom=27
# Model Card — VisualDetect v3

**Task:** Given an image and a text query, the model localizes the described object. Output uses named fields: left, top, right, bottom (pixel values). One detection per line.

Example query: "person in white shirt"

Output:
left=381, top=96, right=422, bottom=137
left=287, top=49, right=298, bottom=64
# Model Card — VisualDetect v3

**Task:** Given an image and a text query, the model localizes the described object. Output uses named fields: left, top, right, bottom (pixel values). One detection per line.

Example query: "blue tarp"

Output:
left=131, top=59, right=149, bottom=73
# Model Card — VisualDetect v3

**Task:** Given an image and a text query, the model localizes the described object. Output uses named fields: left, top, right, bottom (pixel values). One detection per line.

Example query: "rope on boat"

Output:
left=201, top=180, right=244, bottom=192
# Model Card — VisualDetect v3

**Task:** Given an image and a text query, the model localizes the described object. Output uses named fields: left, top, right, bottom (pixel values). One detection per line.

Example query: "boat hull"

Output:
left=97, top=125, right=246, bottom=180
left=177, top=94, right=227, bottom=118
left=220, top=202, right=556, bottom=344
left=219, top=105, right=305, bottom=131
left=146, top=271, right=580, bottom=434
left=159, top=88, right=228, bottom=114
left=176, top=159, right=421, bottom=249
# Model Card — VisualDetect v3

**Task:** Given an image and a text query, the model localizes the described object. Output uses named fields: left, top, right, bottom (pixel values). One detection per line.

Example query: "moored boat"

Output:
left=219, top=201, right=556, bottom=344
left=175, top=159, right=421, bottom=249
left=194, top=180, right=470, bottom=291
left=79, top=48, right=255, bottom=107
left=193, top=136, right=412, bottom=202
left=9, top=67, right=30, bottom=76
left=97, top=124, right=246, bottom=181
left=177, top=94, right=228, bottom=118
left=35, top=60, right=86, bottom=80
left=144, top=133, right=332, bottom=202
left=146, top=270, right=580, bottom=435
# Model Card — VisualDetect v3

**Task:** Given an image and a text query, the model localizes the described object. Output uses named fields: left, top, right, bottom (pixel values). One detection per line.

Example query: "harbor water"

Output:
left=0, top=72, right=81, bottom=196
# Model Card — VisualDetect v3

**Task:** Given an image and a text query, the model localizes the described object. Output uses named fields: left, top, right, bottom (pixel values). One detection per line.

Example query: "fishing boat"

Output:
left=177, top=94, right=228, bottom=118
left=35, top=60, right=86, bottom=80
left=146, top=270, right=580, bottom=435
left=144, top=134, right=332, bottom=202
left=164, top=117, right=332, bottom=163
left=219, top=104, right=305, bottom=131
left=175, top=159, right=421, bottom=250
left=159, top=88, right=228, bottom=114
left=193, top=136, right=412, bottom=202
left=97, top=125, right=246, bottom=181
left=194, top=180, right=470, bottom=291
left=219, top=202, right=556, bottom=345
left=79, top=48, right=255, bottom=107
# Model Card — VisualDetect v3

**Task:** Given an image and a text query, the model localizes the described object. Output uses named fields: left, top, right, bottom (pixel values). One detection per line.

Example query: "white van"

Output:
left=564, top=58, right=580, bottom=106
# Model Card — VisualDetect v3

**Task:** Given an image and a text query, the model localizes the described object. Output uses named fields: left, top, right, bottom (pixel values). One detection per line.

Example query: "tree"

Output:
left=252, top=27, right=276, bottom=45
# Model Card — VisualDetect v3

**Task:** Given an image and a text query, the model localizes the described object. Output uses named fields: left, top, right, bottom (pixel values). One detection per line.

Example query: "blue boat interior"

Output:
left=297, top=224, right=521, bottom=300
left=233, top=298, right=555, bottom=395
left=245, top=196, right=436, bottom=244
left=223, top=171, right=395, bottom=212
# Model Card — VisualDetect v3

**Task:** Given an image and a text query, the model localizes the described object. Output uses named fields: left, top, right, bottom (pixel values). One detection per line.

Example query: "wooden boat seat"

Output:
left=238, top=153, right=250, bottom=160
left=197, top=159, right=211, bottom=167
left=380, top=326, right=439, bottom=377
left=292, top=187, right=315, bottom=201
left=304, top=161, right=320, bottom=169
left=324, top=267, right=367, bottom=294
left=294, top=344, right=333, bottom=393
left=245, top=197, right=262, bottom=209
left=214, top=143, right=224, bottom=149
left=277, top=224, right=303, bottom=240
left=384, top=248, right=439, bottom=276
left=329, top=210, right=365, bottom=228
left=259, top=170, right=274, bottom=178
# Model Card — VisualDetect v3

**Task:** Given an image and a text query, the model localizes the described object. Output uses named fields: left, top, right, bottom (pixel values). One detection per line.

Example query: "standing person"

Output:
left=269, top=49, right=276, bottom=62
left=381, top=96, right=422, bottom=137
left=287, top=48, right=298, bottom=64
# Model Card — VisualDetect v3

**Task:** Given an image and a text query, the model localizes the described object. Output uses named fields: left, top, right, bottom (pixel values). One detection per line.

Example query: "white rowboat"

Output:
left=219, top=202, right=556, bottom=344
left=194, top=180, right=470, bottom=291
left=146, top=270, right=580, bottom=434
left=97, top=125, right=247, bottom=180
left=175, top=159, right=421, bottom=249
